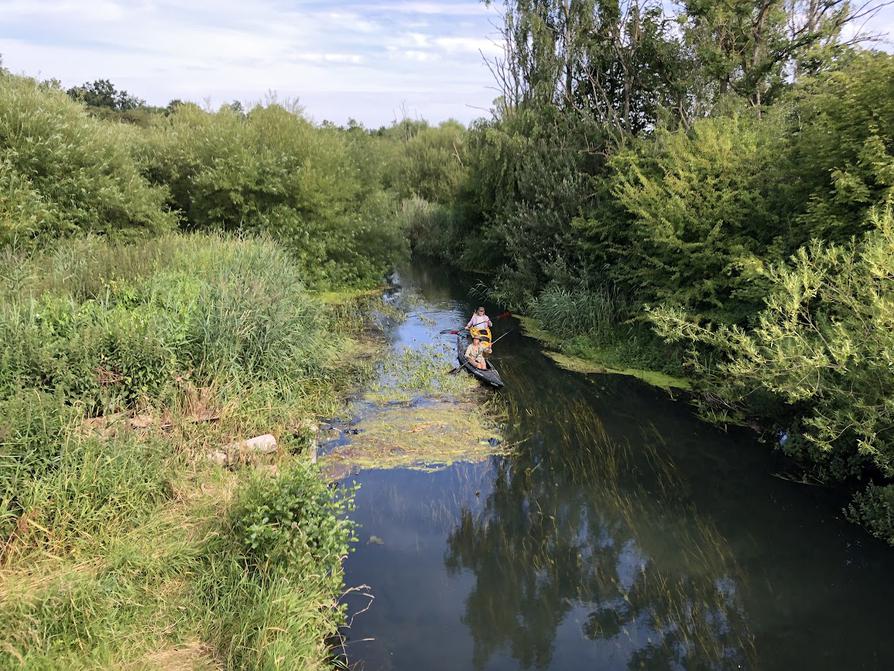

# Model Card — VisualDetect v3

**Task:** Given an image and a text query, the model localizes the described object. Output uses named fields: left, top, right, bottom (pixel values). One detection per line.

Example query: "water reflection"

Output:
left=444, top=399, right=755, bottom=670
left=341, top=263, right=894, bottom=671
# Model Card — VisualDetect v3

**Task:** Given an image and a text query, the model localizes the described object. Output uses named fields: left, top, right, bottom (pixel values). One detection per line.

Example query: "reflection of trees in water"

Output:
left=445, top=400, right=755, bottom=670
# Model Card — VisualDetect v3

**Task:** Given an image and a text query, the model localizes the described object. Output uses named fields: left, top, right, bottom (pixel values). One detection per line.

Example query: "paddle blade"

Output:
left=496, top=311, right=512, bottom=319
left=439, top=329, right=461, bottom=335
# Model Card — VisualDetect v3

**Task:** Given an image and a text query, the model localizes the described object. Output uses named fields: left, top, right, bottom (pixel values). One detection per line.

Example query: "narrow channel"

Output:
left=337, top=263, right=894, bottom=671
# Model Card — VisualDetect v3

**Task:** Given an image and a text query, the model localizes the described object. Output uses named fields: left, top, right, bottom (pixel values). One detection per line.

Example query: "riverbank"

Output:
left=0, top=234, right=382, bottom=669
left=515, top=315, right=690, bottom=392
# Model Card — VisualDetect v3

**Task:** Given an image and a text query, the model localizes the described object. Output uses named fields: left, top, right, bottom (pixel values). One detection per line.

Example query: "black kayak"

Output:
left=457, top=332, right=505, bottom=388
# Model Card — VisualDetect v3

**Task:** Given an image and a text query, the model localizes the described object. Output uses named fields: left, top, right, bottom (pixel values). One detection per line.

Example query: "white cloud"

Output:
left=354, top=2, right=491, bottom=16
left=434, top=36, right=501, bottom=55
left=401, top=49, right=439, bottom=62
left=0, top=0, right=505, bottom=125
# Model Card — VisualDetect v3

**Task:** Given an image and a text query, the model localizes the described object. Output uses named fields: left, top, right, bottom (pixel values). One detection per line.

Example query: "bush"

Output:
left=387, top=120, right=468, bottom=203
left=230, top=464, right=356, bottom=584
left=607, top=114, right=789, bottom=323
left=398, top=196, right=461, bottom=259
left=0, top=73, right=174, bottom=246
left=142, top=103, right=406, bottom=286
left=848, top=484, right=894, bottom=545
left=651, top=205, right=894, bottom=484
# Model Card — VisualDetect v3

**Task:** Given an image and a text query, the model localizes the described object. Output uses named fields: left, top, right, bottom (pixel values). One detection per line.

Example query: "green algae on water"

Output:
left=543, top=351, right=690, bottom=390
left=320, top=400, right=506, bottom=478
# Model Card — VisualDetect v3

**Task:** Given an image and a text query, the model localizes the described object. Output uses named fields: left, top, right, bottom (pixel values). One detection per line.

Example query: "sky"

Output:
left=0, top=0, right=892, bottom=127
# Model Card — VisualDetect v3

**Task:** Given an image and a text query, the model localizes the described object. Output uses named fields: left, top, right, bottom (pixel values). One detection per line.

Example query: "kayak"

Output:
left=457, top=331, right=505, bottom=388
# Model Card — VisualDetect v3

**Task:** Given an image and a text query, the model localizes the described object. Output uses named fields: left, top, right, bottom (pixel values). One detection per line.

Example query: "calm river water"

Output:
left=338, top=263, right=894, bottom=671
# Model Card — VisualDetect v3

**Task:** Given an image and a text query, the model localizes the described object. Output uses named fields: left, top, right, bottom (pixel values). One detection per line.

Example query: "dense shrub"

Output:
left=652, top=205, right=894, bottom=484
left=848, top=485, right=894, bottom=545
left=606, top=115, right=789, bottom=322
left=398, top=196, right=462, bottom=259
left=142, top=103, right=406, bottom=286
left=230, top=464, right=355, bottom=583
left=0, top=73, right=174, bottom=246
left=387, top=120, right=468, bottom=203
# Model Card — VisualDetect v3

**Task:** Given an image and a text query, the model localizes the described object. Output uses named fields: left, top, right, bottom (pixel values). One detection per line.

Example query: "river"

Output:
left=335, top=263, right=894, bottom=671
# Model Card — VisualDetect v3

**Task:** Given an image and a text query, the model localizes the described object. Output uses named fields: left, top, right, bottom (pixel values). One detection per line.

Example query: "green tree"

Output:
left=651, top=204, right=894, bottom=538
left=604, top=114, right=791, bottom=321
left=679, top=0, right=881, bottom=111
left=67, top=78, right=145, bottom=111
left=389, top=120, right=468, bottom=203
left=142, top=103, right=405, bottom=285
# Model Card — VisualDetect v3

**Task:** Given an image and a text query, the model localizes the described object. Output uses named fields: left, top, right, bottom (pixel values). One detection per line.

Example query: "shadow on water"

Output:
left=339, top=263, right=894, bottom=671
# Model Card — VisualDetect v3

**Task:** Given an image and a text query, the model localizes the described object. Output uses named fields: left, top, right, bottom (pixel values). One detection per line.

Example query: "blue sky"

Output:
left=0, top=1, right=891, bottom=127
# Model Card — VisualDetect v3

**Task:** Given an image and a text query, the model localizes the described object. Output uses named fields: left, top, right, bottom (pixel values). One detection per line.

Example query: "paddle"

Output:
left=489, top=329, right=514, bottom=346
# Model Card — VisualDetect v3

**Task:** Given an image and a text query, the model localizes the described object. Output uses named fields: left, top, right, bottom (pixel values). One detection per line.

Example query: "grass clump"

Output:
left=517, top=314, right=689, bottom=391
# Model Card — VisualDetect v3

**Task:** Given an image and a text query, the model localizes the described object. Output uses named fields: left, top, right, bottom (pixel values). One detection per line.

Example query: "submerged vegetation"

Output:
left=321, top=344, right=506, bottom=478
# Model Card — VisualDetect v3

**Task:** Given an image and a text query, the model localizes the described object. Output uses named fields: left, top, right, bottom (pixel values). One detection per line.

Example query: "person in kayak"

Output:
left=466, top=306, right=492, bottom=333
left=465, top=337, right=488, bottom=370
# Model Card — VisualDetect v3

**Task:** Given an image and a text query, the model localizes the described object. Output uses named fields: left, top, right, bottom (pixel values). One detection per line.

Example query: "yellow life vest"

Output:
left=469, top=326, right=493, bottom=350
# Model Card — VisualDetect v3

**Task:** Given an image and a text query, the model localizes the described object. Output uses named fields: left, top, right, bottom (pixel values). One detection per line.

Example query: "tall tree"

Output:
left=680, top=0, right=890, bottom=112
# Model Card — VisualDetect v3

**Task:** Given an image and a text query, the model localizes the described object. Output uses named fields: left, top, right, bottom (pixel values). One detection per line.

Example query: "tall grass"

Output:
left=526, top=282, right=686, bottom=376
left=0, top=233, right=367, bottom=669
left=0, top=234, right=339, bottom=416
left=527, top=283, right=628, bottom=342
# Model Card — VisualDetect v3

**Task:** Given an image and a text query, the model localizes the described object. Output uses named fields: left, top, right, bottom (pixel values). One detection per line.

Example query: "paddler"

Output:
left=464, top=337, right=488, bottom=370
left=466, top=306, right=492, bottom=338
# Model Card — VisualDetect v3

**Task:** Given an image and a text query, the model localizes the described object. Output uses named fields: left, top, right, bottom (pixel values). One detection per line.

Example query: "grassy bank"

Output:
left=0, top=234, right=379, bottom=669
left=516, top=286, right=690, bottom=392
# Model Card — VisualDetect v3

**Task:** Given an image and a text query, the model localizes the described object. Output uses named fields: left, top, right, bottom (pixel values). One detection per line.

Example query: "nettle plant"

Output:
left=231, top=465, right=357, bottom=586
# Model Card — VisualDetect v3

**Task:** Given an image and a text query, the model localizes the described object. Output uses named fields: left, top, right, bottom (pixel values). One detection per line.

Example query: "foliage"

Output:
left=398, top=196, right=462, bottom=258
left=605, top=114, right=789, bottom=321
left=0, top=72, right=174, bottom=246
left=0, top=235, right=337, bottom=416
left=142, top=103, right=406, bottom=286
left=528, top=283, right=627, bottom=341
left=66, top=78, right=146, bottom=111
left=650, top=205, right=894, bottom=484
left=387, top=120, right=468, bottom=203
left=786, top=51, right=894, bottom=241
left=848, top=484, right=894, bottom=545
left=231, top=464, right=356, bottom=582
left=460, top=107, right=602, bottom=301
left=0, top=233, right=376, bottom=668
left=679, top=0, right=859, bottom=108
